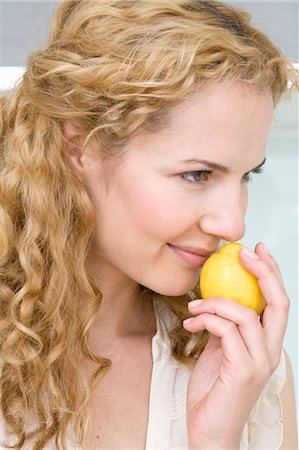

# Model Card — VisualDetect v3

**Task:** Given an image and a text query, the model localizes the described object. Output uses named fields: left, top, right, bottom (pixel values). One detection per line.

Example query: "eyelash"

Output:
left=180, top=167, right=264, bottom=185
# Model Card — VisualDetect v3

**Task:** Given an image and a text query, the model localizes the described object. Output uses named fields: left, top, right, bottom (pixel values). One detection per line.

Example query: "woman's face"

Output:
left=81, top=80, right=273, bottom=296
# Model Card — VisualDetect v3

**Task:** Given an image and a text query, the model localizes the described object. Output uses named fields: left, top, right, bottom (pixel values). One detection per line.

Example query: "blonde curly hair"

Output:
left=0, top=0, right=298, bottom=448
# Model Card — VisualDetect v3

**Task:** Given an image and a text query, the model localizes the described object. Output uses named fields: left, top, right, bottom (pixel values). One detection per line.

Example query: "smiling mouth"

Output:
left=167, top=244, right=211, bottom=269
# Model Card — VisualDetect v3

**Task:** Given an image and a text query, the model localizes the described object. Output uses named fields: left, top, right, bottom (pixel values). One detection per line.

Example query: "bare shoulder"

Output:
left=280, top=349, right=298, bottom=450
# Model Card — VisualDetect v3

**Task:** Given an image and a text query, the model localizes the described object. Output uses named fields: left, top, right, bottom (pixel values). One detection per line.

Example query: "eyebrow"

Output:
left=175, top=157, right=267, bottom=173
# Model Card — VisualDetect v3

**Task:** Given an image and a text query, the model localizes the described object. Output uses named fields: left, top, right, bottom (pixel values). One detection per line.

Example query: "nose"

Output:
left=198, top=184, right=247, bottom=242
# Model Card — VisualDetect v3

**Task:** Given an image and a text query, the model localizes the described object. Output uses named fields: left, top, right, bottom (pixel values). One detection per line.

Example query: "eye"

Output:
left=242, top=166, right=264, bottom=183
left=180, top=170, right=213, bottom=184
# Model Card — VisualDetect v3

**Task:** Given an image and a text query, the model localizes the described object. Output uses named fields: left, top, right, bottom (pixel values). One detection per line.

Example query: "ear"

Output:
left=61, top=120, right=86, bottom=181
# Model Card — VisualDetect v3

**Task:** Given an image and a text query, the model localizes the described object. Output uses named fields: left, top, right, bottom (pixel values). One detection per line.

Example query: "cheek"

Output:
left=95, top=187, right=196, bottom=256
left=122, top=180, right=199, bottom=241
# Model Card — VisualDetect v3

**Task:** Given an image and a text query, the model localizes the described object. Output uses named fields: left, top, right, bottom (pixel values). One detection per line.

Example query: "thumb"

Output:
left=240, top=242, right=283, bottom=283
left=238, top=245, right=261, bottom=277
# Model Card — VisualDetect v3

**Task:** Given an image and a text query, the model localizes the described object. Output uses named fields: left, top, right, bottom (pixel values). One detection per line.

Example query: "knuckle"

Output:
left=245, top=307, right=258, bottom=322
left=223, top=321, right=236, bottom=334
left=264, top=262, right=275, bottom=276
left=267, top=254, right=279, bottom=268
left=282, top=296, right=291, bottom=312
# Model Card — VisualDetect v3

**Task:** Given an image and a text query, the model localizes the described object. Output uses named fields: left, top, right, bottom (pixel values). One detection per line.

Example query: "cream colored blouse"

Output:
left=0, top=298, right=285, bottom=449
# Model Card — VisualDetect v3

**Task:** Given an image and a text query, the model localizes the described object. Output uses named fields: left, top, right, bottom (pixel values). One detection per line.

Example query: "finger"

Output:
left=187, top=297, right=267, bottom=361
left=239, top=246, right=290, bottom=360
left=255, top=242, right=283, bottom=283
left=183, top=313, right=250, bottom=366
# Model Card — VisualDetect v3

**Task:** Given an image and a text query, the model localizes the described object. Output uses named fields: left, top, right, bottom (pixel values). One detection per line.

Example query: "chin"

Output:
left=143, top=277, right=199, bottom=298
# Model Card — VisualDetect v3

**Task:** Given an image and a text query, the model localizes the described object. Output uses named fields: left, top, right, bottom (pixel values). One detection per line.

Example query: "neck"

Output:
left=84, top=257, right=157, bottom=341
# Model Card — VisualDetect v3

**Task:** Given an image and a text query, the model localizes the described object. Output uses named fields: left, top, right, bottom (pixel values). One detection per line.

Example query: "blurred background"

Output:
left=1, top=0, right=298, bottom=412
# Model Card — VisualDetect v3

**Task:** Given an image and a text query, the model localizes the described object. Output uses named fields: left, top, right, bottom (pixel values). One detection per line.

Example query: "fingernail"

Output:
left=188, top=299, right=204, bottom=308
left=183, top=317, right=194, bottom=325
left=242, top=246, right=259, bottom=259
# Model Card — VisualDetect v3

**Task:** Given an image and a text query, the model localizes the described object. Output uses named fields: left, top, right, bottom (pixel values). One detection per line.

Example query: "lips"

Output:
left=167, top=243, right=213, bottom=269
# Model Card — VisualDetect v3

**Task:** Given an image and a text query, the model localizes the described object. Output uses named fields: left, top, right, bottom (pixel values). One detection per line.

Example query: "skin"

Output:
left=63, top=79, right=296, bottom=448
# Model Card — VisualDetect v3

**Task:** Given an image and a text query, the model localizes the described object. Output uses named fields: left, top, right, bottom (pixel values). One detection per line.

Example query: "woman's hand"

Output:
left=183, top=242, right=290, bottom=450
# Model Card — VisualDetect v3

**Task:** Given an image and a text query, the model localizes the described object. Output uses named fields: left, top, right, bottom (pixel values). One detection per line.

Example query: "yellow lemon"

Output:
left=199, top=242, right=266, bottom=315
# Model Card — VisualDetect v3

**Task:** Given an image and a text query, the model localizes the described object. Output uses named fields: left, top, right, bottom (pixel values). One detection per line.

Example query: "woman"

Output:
left=0, top=1, right=298, bottom=449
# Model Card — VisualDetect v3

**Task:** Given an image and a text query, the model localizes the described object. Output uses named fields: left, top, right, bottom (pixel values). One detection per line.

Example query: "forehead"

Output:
left=125, top=80, right=273, bottom=163
left=167, top=79, right=273, bottom=128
